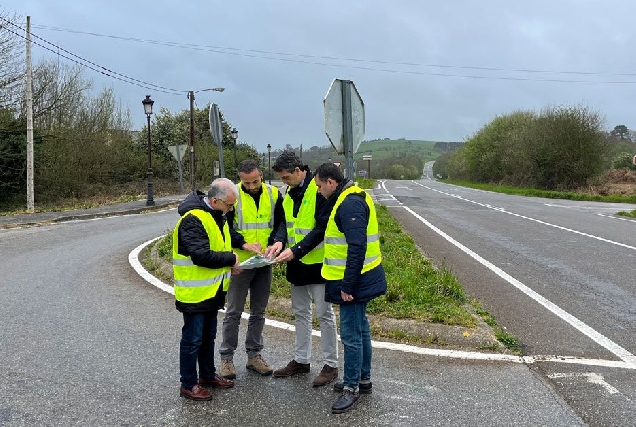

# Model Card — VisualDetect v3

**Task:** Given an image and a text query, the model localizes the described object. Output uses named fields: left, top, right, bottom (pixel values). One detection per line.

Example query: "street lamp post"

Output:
left=267, top=143, right=272, bottom=185
left=231, top=127, right=238, bottom=173
left=142, top=95, right=155, bottom=206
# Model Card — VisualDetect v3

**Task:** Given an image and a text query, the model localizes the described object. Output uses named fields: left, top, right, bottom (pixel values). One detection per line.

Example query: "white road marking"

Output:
left=410, top=183, right=636, bottom=252
left=548, top=373, right=622, bottom=396
left=597, top=213, right=636, bottom=224
left=381, top=181, right=636, bottom=368
left=544, top=203, right=628, bottom=211
left=129, top=236, right=636, bottom=370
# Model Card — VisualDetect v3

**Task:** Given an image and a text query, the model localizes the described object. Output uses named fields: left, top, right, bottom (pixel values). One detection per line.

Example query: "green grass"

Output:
left=444, top=180, right=636, bottom=204
left=617, top=209, right=636, bottom=217
left=472, top=303, right=521, bottom=354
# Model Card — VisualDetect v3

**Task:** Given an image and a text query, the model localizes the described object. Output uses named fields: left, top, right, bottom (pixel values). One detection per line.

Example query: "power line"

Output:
left=30, top=24, right=636, bottom=82
left=1, top=17, right=186, bottom=95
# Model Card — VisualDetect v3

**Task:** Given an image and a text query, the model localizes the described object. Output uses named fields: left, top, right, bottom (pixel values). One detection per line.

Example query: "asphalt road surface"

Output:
left=376, top=175, right=636, bottom=426
left=0, top=193, right=602, bottom=426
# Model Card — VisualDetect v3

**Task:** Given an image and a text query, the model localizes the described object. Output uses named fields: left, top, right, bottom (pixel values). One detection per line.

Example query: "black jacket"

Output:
left=323, top=181, right=388, bottom=304
left=174, top=190, right=236, bottom=313
left=285, top=168, right=332, bottom=286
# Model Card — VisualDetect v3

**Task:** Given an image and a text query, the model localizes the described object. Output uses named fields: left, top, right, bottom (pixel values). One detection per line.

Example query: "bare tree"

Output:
left=29, top=60, right=92, bottom=129
left=0, top=9, right=25, bottom=111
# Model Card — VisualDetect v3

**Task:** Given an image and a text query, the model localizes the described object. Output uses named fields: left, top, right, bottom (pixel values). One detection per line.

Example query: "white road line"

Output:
left=129, top=236, right=636, bottom=370
left=547, top=373, right=622, bottom=396
left=411, top=183, right=636, bottom=252
left=598, top=213, right=636, bottom=224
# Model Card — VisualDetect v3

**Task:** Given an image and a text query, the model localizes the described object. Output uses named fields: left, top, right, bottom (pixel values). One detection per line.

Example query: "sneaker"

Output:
left=246, top=354, right=274, bottom=376
left=273, top=360, right=310, bottom=378
left=331, top=388, right=359, bottom=414
left=313, top=364, right=338, bottom=387
left=333, top=381, right=372, bottom=394
left=220, top=359, right=236, bottom=379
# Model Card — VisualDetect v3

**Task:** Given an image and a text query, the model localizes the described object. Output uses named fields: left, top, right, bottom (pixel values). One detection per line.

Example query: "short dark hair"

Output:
left=314, top=162, right=344, bottom=184
left=272, top=150, right=302, bottom=172
left=237, top=159, right=261, bottom=175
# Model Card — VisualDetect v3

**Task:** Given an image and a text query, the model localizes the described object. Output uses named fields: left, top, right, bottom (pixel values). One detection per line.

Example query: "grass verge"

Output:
left=443, top=180, right=636, bottom=204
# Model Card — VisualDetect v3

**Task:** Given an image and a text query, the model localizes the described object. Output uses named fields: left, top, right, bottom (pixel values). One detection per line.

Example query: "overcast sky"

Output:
left=5, top=1, right=636, bottom=152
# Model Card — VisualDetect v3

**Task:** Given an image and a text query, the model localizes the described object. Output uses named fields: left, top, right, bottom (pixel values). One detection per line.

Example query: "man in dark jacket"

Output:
left=314, top=163, right=387, bottom=414
left=172, top=178, right=238, bottom=401
left=271, top=151, right=339, bottom=387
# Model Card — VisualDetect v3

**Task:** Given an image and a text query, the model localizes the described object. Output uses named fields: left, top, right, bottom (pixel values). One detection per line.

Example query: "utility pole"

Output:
left=25, top=16, right=34, bottom=212
left=188, top=91, right=195, bottom=191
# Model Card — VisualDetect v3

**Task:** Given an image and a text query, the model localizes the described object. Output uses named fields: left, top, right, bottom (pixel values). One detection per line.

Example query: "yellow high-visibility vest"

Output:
left=321, top=186, right=382, bottom=280
left=282, top=179, right=324, bottom=265
left=234, top=183, right=279, bottom=262
left=172, top=209, right=232, bottom=303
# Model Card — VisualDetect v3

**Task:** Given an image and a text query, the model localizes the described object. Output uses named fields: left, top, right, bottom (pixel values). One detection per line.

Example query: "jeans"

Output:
left=180, top=311, right=218, bottom=389
left=291, top=283, right=338, bottom=367
left=220, top=265, right=272, bottom=359
left=339, top=302, right=372, bottom=391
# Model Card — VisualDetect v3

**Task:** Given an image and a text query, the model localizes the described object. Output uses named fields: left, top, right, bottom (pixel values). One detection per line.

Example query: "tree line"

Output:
left=433, top=106, right=636, bottom=190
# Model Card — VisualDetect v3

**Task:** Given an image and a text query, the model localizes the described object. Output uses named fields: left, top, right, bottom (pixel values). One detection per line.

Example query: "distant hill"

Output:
left=272, top=138, right=463, bottom=171
left=355, top=138, right=461, bottom=162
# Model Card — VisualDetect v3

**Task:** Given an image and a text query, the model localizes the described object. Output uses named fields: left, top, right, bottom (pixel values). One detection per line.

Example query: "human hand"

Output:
left=263, top=242, right=283, bottom=259
left=242, top=242, right=263, bottom=254
left=273, top=248, right=295, bottom=263
left=231, top=268, right=242, bottom=276
left=341, top=291, right=354, bottom=302
left=233, top=253, right=240, bottom=266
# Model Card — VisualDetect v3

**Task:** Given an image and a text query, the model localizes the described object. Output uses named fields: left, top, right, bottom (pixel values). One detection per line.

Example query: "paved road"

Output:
left=0, top=194, right=585, bottom=425
left=375, top=177, right=636, bottom=426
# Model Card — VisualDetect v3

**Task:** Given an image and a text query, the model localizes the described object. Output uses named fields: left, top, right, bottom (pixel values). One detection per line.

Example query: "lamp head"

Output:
left=142, top=95, right=154, bottom=116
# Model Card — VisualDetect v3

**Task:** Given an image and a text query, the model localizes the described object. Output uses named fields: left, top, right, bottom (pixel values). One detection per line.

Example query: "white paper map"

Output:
left=236, top=254, right=275, bottom=270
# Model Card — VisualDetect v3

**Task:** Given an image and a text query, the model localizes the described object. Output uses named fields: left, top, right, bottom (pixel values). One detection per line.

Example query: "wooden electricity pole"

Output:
left=25, top=16, right=35, bottom=212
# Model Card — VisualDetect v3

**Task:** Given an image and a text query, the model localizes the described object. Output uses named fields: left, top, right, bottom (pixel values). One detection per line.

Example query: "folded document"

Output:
left=236, top=254, right=275, bottom=270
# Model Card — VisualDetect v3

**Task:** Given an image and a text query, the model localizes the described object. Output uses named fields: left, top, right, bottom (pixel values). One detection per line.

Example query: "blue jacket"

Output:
left=323, top=180, right=387, bottom=305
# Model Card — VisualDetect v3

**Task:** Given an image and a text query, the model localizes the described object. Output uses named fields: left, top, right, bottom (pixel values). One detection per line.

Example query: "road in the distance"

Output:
left=376, top=177, right=636, bottom=425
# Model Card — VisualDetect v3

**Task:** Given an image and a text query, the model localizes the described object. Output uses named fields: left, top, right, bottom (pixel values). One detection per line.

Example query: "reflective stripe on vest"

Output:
left=234, top=183, right=279, bottom=262
left=282, top=179, right=324, bottom=265
left=321, top=186, right=382, bottom=280
left=172, top=209, right=233, bottom=303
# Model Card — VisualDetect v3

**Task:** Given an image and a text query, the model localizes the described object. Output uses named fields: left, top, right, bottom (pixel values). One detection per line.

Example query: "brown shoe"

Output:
left=199, top=374, right=235, bottom=389
left=246, top=354, right=274, bottom=376
left=180, top=384, right=212, bottom=401
left=273, top=360, right=310, bottom=378
left=313, top=364, right=338, bottom=387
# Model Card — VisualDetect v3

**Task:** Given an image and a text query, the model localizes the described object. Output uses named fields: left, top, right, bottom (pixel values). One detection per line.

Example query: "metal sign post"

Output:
left=209, top=104, right=226, bottom=178
left=168, top=145, right=188, bottom=193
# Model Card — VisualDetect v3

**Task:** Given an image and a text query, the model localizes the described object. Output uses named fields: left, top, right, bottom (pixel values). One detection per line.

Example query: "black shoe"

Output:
left=332, top=389, right=359, bottom=414
left=333, top=381, right=372, bottom=394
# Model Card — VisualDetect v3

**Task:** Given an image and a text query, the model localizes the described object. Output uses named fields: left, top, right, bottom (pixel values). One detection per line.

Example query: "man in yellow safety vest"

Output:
left=172, top=178, right=239, bottom=401
left=271, top=151, right=339, bottom=388
left=219, top=159, right=286, bottom=379
left=313, top=162, right=387, bottom=414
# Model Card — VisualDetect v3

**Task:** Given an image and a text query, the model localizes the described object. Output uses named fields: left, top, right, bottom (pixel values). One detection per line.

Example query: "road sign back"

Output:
left=323, top=79, right=365, bottom=155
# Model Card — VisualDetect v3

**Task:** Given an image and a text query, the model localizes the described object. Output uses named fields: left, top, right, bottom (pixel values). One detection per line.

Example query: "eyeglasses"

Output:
left=216, top=198, right=234, bottom=210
